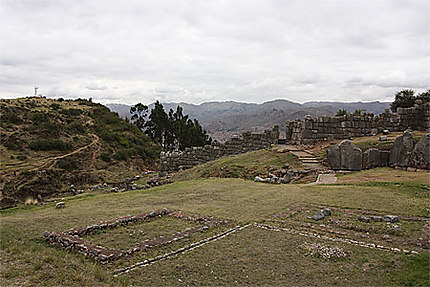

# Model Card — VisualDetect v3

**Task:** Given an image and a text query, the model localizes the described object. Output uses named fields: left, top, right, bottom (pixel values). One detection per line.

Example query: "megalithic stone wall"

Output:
left=160, top=126, right=279, bottom=173
left=286, top=102, right=430, bottom=145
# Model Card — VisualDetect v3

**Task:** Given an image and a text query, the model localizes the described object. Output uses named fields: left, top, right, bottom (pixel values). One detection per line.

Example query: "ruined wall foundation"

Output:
left=160, top=127, right=279, bottom=173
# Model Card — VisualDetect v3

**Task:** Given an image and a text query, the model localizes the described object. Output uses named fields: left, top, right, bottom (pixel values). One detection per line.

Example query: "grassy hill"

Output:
left=172, top=149, right=302, bottom=182
left=0, top=97, right=160, bottom=208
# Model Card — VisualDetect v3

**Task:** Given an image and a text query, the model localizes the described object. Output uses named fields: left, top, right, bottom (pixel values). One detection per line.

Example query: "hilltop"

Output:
left=0, top=97, right=160, bottom=208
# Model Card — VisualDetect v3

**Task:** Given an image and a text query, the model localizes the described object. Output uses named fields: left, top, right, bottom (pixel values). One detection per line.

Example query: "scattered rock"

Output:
left=358, top=216, right=370, bottom=223
left=56, top=202, right=65, bottom=208
left=322, top=208, right=332, bottom=216
left=313, top=212, right=325, bottom=221
left=370, top=216, right=383, bottom=222
left=383, top=215, right=400, bottom=223
left=254, top=176, right=269, bottom=183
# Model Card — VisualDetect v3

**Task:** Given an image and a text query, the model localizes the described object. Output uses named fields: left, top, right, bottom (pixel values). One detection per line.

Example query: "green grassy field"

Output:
left=1, top=169, right=429, bottom=286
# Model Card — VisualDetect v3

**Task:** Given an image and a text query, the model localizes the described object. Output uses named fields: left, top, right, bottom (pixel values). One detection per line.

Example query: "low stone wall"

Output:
left=286, top=103, right=430, bottom=145
left=44, top=208, right=228, bottom=263
left=160, top=127, right=279, bottom=173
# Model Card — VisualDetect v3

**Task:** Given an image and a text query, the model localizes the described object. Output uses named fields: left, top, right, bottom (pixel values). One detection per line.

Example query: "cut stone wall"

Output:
left=286, top=103, right=430, bottom=145
left=160, top=126, right=279, bottom=173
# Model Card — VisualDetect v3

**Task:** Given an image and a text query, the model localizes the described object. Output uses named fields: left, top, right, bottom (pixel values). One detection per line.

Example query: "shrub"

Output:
left=50, top=103, right=60, bottom=110
left=100, top=153, right=111, bottom=162
left=60, top=108, right=82, bottom=117
left=17, top=155, right=27, bottom=161
left=28, top=139, right=72, bottom=151
left=31, top=112, right=48, bottom=124
left=57, top=157, right=78, bottom=171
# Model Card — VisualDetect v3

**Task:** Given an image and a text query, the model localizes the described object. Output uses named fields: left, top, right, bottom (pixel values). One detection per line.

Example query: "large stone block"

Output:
left=362, top=148, right=390, bottom=169
left=339, top=140, right=363, bottom=171
left=327, top=145, right=340, bottom=170
left=389, top=130, right=415, bottom=167
left=409, top=133, right=430, bottom=170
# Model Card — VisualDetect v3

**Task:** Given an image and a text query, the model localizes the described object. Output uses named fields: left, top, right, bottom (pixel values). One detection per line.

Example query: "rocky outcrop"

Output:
left=409, top=133, right=430, bottom=170
left=362, top=148, right=390, bottom=169
left=389, top=130, right=415, bottom=167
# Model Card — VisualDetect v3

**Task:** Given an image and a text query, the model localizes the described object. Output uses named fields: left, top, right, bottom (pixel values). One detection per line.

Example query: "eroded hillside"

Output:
left=0, top=97, right=160, bottom=208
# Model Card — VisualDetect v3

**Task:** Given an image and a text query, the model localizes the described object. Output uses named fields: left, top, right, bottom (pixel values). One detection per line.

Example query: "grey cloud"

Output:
left=86, top=83, right=108, bottom=91
left=1, top=0, right=429, bottom=104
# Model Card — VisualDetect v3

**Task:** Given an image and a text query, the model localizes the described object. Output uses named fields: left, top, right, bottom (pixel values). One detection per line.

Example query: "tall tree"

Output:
left=130, top=103, right=148, bottom=130
left=145, top=101, right=169, bottom=146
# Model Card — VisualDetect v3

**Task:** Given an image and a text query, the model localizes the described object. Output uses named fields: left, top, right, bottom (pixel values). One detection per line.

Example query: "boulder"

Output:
left=339, top=140, right=362, bottom=171
left=280, top=171, right=295, bottom=184
left=389, top=130, right=414, bottom=167
left=56, top=202, right=65, bottom=209
left=362, top=148, right=390, bottom=169
left=321, top=208, right=332, bottom=216
left=409, top=134, right=430, bottom=170
left=313, top=212, right=325, bottom=221
left=327, top=145, right=341, bottom=170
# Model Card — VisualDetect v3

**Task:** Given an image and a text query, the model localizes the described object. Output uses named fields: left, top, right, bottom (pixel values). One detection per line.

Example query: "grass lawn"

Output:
left=1, top=175, right=429, bottom=286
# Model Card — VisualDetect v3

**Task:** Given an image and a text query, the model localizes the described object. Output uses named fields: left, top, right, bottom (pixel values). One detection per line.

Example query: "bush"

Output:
left=28, top=139, right=72, bottom=151
left=50, top=103, right=60, bottom=110
left=31, top=112, right=48, bottom=124
left=1, top=110, right=22, bottom=125
left=57, top=157, right=78, bottom=171
left=17, top=155, right=27, bottom=161
left=60, top=108, right=82, bottom=117
left=100, top=153, right=111, bottom=162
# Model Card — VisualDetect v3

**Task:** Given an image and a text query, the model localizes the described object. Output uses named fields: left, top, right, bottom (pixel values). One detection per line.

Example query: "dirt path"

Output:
left=38, top=134, right=99, bottom=170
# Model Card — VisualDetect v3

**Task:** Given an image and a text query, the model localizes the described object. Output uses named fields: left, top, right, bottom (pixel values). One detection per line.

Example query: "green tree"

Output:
left=130, top=103, right=148, bottom=130
left=417, top=89, right=430, bottom=103
left=353, top=109, right=365, bottom=116
left=144, top=102, right=212, bottom=151
left=145, top=101, right=169, bottom=147
left=335, top=109, right=347, bottom=116
left=390, top=89, right=415, bottom=112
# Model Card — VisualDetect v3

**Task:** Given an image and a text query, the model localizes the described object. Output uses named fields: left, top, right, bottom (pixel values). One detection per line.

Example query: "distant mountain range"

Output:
left=107, top=99, right=390, bottom=141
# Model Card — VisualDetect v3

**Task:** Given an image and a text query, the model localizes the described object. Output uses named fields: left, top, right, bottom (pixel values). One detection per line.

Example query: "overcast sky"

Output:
left=1, top=0, right=429, bottom=105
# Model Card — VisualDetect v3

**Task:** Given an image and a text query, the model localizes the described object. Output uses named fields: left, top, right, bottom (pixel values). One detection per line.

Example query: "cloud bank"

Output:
left=1, top=0, right=429, bottom=104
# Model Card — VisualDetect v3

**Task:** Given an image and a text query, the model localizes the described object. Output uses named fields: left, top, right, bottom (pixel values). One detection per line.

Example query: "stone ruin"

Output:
left=44, top=208, right=228, bottom=263
left=286, top=102, right=430, bottom=145
left=327, top=131, right=430, bottom=171
left=160, top=126, right=279, bottom=173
